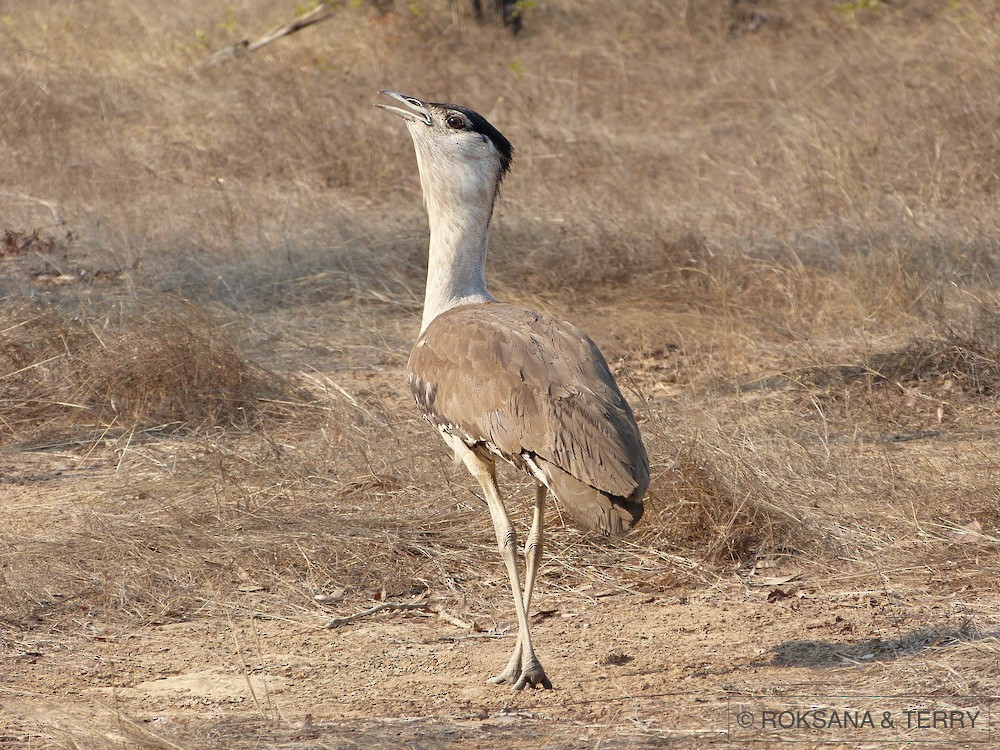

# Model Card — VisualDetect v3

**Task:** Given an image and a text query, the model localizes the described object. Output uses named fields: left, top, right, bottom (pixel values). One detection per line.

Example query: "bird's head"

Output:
left=377, top=90, right=513, bottom=211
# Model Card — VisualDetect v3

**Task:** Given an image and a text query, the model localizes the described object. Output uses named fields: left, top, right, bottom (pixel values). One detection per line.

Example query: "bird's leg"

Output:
left=523, top=482, right=546, bottom=614
left=493, top=481, right=546, bottom=683
left=458, top=458, right=550, bottom=690
left=479, top=471, right=550, bottom=690
left=441, top=434, right=551, bottom=689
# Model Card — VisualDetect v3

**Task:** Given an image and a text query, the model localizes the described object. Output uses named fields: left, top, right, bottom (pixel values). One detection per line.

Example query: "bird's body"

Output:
left=409, top=302, right=646, bottom=535
left=377, top=91, right=649, bottom=690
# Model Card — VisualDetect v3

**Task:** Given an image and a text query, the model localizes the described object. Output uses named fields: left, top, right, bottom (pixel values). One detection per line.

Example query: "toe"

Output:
left=513, top=663, right=552, bottom=690
left=487, top=670, right=519, bottom=686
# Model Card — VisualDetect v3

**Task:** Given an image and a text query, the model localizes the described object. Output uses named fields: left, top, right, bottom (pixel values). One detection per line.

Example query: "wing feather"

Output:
left=408, top=303, right=649, bottom=523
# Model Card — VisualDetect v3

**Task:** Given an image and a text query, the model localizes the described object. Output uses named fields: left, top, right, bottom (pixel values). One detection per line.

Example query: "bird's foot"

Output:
left=487, top=658, right=552, bottom=690
left=512, top=660, right=552, bottom=690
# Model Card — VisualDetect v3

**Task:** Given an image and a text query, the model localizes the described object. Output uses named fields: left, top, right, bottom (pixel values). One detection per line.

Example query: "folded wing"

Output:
left=408, top=303, right=649, bottom=534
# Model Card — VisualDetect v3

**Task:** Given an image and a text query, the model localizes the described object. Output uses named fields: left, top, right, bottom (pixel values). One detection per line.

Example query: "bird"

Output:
left=376, top=90, right=649, bottom=690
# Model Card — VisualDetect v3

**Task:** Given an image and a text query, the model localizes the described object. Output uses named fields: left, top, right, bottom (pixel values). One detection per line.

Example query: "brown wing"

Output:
left=407, top=303, right=649, bottom=533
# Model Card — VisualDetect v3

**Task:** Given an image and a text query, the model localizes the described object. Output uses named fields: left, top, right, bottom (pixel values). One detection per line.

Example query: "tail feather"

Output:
left=536, top=457, right=645, bottom=536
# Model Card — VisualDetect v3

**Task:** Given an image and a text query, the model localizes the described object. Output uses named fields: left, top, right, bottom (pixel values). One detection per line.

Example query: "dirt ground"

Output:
left=2, top=0, right=1000, bottom=747
left=5, top=582, right=997, bottom=747
left=2, top=358, right=998, bottom=748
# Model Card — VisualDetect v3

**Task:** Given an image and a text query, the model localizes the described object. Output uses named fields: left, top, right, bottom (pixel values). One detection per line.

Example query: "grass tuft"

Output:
left=0, top=294, right=301, bottom=447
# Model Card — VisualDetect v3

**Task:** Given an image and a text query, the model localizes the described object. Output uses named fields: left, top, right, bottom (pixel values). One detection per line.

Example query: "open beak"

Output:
left=376, top=90, right=432, bottom=125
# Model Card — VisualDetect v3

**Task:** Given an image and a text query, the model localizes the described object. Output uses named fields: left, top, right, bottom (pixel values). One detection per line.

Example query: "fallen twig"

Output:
left=203, top=3, right=336, bottom=67
left=324, top=601, right=480, bottom=631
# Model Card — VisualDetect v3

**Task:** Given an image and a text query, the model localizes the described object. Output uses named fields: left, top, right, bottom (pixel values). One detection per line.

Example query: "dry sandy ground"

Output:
left=2, top=398, right=998, bottom=749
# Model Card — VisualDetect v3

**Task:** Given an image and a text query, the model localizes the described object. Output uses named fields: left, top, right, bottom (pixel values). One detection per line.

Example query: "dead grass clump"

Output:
left=872, top=339, right=1000, bottom=398
left=0, top=295, right=298, bottom=446
left=837, top=299, right=1000, bottom=399
left=644, top=441, right=809, bottom=564
left=929, top=303, right=1000, bottom=395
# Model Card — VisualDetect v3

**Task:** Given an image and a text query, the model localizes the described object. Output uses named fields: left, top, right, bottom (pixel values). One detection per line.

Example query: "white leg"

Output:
left=491, top=481, right=547, bottom=686
left=490, top=482, right=546, bottom=684
left=523, top=481, right=546, bottom=613
left=445, top=436, right=550, bottom=690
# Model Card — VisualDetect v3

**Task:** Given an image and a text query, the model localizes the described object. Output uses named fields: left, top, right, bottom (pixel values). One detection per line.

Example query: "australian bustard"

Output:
left=377, top=91, right=649, bottom=690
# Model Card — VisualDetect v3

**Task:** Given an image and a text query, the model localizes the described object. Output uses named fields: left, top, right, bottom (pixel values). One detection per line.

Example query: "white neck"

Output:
left=415, top=146, right=499, bottom=333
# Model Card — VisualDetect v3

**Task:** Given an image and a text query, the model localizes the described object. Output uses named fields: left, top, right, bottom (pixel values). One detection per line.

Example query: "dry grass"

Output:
left=0, top=294, right=299, bottom=447
left=1, top=0, right=999, bottom=746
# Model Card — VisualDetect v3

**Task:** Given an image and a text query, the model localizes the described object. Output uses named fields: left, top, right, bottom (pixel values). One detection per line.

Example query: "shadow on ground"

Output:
left=768, top=623, right=994, bottom=668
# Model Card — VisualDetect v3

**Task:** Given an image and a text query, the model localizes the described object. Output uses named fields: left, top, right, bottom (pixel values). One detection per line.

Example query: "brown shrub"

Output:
left=0, top=294, right=299, bottom=447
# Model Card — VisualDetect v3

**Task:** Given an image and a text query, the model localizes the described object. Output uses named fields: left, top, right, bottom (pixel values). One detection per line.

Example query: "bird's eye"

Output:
left=446, top=114, right=465, bottom=130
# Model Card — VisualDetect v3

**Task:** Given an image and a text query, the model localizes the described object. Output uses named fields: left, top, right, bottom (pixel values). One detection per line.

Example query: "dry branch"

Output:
left=323, top=601, right=480, bottom=631
left=203, top=3, right=336, bottom=67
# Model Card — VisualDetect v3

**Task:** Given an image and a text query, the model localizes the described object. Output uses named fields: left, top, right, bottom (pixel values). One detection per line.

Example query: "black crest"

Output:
left=434, top=101, right=514, bottom=180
